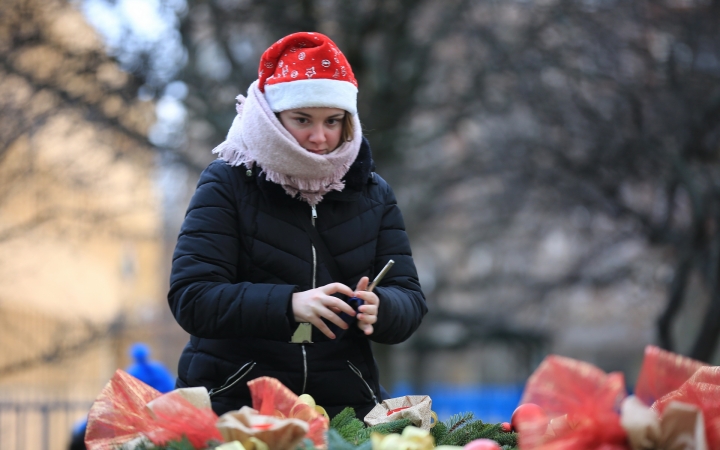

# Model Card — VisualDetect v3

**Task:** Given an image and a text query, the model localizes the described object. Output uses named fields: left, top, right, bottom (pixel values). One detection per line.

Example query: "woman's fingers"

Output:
left=353, top=288, right=378, bottom=305
left=314, top=300, right=350, bottom=328
left=327, top=295, right=356, bottom=316
left=353, top=287, right=379, bottom=336
left=319, top=283, right=356, bottom=315
left=355, top=276, right=369, bottom=292
left=307, top=304, right=347, bottom=340
left=354, top=292, right=379, bottom=310
left=357, top=309, right=377, bottom=323
left=358, top=322, right=374, bottom=335
left=292, top=282, right=373, bottom=339
left=309, top=318, right=336, bottom=339
left=323, top=282, right=354, bottom=297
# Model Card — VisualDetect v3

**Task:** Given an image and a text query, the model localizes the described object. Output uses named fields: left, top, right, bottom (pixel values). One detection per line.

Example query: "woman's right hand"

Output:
left=292, top=283, right=357, bottom=339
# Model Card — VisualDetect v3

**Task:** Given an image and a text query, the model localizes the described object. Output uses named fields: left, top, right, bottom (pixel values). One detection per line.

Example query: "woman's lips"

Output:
left=306, top=148, right=327, bottom=154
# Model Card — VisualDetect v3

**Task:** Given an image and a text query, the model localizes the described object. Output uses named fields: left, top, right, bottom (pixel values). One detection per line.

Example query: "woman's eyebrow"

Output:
left=291, top=111, right=345, bottom=119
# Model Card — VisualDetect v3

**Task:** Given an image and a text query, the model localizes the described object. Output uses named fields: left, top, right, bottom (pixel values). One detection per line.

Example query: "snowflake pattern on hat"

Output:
left=258, top=32, right=358, bottom=91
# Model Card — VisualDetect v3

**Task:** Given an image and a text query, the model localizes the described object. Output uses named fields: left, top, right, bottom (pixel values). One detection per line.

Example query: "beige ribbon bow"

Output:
left=621, top=396, right=707, bottom=450
left=216, top=406, right=309, bottom=450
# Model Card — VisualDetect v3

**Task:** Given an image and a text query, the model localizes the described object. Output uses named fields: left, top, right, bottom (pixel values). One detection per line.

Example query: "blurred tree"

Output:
left=0, top=0, right=157, bottom=377
left=0, top=0, right=155, bottom=241
left=459, top=0, right=720, bottom=362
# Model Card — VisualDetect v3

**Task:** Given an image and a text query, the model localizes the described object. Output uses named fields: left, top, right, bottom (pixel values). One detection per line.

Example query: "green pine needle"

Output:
left=330, top=408, right=366, bottom=443
left=330, top=407, right=358, bottom=430
left=326, top=429, right=362, bottom=450
left=355, top=418, right=412, bottom=444
left=329, top=407, right=361, bottom=445
left=429, top=421, right=448, bottom=443
left=444, top=411, right=475, bottom=433
left=132, top=436, right=205, bottom=450
left=327, top=407, right=409, bottom=447
left=323, top=429, right=373, bottom=450
left=435, top=418, right=518, bottom=448
left=492, top=431, right=519, bottom=447
left=299, top=437, right=318, bottom=450
left=339, top=419, right=366, bottom=443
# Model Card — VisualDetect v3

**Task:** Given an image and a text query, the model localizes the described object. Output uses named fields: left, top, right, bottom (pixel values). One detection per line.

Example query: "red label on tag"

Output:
left=386, top=406, right=411, bottom=416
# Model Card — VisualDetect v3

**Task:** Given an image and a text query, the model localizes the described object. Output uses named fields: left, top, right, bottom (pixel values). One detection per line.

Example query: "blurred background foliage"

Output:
left=1, top=0, right=720, bottom=439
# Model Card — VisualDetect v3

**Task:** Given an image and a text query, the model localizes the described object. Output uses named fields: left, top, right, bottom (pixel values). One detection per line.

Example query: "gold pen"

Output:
left=367, top=259, right=395, bottom=292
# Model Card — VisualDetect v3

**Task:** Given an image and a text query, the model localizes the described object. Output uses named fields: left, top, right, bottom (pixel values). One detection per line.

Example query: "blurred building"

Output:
left=0, top=0, right=180, bottom=448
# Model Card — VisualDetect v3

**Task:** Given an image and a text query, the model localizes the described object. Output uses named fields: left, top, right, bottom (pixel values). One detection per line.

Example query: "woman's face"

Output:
left=278, top=107, right=345, bottom=155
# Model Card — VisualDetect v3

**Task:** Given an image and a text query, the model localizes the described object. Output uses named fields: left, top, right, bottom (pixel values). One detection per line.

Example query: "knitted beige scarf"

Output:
left=212, top=80, right=362, bottom=206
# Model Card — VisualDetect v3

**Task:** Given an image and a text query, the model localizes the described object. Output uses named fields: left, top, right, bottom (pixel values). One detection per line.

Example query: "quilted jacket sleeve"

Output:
left=370, top=176, right=428, bottom=344
left=167, top=161, right=297, bottom=341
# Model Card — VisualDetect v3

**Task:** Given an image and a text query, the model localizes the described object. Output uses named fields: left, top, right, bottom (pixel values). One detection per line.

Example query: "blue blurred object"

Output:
left=68, top=418, right=87, bottom=450
left=391, top=382, right=523, bottom=424
left=125, top=342, right=176, bottom=393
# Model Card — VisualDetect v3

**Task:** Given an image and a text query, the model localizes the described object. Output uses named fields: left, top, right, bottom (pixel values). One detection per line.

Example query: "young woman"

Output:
left=168, top=32, right=427, bottom=420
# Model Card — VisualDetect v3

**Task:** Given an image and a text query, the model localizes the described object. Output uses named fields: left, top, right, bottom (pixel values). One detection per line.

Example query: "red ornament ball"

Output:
left=464, top=438, right=501, bottom=450
left=511, top=403, right=549, bottom=432
left=501, top=421, right=512, bottom=432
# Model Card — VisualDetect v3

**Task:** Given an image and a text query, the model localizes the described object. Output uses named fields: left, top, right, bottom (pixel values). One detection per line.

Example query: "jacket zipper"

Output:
left=208, top=361, right=256, bottom=397
left=300, top=204, right=319, bottom=394
left=347, top=361, right=379, bottom=404
left=301, top=345, right=308, bottom=394
left=311, top=205, right=317, bottom=289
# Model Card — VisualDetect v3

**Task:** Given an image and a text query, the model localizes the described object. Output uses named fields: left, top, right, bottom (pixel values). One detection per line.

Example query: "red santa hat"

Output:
left=258, top=32, right=358, bottom=115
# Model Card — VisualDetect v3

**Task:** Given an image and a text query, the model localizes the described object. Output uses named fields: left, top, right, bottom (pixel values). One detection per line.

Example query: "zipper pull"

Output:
left=311, top=205, right=317, bottom=220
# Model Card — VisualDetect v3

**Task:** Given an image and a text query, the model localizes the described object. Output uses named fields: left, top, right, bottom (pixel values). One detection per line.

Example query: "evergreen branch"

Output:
left=355, top=418, right=412, bottom=444
left=437, top=420, right=517, bottom=448
left=330, top=407, right=357, bottom=430
left=473, top=423, right=506, bottom=440
left=325, top=429, right=361, bottom=450
left=298, top=438, right=317, bottom=450
left=323, top=429, right=372, bottom=450
left=492, top=431, right=519, bottom=447
left=133, top=436, right=205, bottom=450
left=444, top=412, right=474, bottom=434
left=337, top=417, right=366, bottom=443
left=429, top=421, right=448, bottom=443
left=330, top=407, right=366, bottom=443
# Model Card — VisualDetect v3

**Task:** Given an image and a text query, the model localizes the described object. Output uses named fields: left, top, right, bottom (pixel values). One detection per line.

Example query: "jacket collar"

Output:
left=342, top=136, right=376, bottom=191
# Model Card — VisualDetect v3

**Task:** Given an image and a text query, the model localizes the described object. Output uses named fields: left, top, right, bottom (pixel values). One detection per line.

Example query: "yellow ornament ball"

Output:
left=297, top=394, right=316, bottom=408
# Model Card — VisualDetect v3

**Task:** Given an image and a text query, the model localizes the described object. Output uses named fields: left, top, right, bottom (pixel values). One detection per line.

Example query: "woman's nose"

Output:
left=308, top=124, right=327, bottom=143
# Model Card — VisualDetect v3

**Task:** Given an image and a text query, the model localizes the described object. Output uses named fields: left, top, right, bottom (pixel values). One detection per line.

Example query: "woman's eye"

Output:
left=296, top=118, right=308, bottom=124
left=327, top=119, right=339, bottom=126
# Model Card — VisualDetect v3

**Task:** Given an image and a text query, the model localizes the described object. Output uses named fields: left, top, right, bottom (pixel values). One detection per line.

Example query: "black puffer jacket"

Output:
left=169, top=139, right=427, bottom=419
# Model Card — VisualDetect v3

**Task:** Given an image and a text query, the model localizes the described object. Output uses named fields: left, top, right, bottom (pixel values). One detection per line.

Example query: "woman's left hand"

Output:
left=353, top=277, right=379, bottom=335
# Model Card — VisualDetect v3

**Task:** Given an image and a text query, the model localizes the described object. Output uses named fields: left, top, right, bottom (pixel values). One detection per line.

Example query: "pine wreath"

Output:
left=124, top=408, right=517, bottom=449
left=323, top=407, right=518, bottom=450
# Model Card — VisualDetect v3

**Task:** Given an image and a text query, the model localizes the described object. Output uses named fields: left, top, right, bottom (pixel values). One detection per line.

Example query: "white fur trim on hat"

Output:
left=264, top=78, right=358, bottom=115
